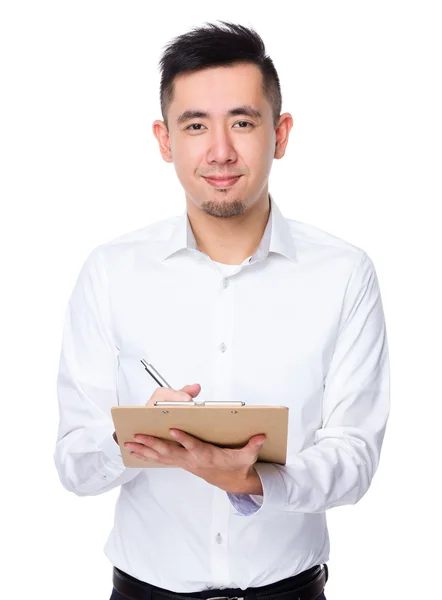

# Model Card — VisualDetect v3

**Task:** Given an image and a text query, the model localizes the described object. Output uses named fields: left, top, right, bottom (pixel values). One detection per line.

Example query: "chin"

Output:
left=200, top=198, right=246, bottom=219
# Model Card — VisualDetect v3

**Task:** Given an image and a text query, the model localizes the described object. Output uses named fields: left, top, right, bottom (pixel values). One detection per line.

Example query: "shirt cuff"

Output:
left=252, top=462, right=288, bottom=512
left=226, top=493, right=262, bottom=516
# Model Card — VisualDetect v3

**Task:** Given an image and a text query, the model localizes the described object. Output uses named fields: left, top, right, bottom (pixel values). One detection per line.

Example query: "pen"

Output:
left=140, top=358, right=245, bottom=406
left=140, top=359, right=172, bottom=388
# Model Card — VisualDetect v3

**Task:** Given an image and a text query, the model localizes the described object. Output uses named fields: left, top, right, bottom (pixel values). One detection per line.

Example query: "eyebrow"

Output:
left=176, top=105, right=263, bottom=125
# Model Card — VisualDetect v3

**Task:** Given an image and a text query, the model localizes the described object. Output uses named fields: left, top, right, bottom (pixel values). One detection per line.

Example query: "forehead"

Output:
left=169, top=63, right=268, bottom=117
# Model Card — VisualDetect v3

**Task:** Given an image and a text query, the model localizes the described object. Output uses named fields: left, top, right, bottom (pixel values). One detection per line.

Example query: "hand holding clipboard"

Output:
left=111, top=359, right=288, bottom=470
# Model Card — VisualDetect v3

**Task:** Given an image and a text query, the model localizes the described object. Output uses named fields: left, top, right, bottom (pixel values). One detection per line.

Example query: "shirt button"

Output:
left=220, top=342, right=227, bottom=353
left=223, top=278, right=230, bottom=288
left=216, top=533, right=223, bottom=544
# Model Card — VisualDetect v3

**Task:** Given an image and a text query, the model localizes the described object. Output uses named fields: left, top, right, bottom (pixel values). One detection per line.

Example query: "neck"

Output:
left=186, top=191, right=271, bottom=265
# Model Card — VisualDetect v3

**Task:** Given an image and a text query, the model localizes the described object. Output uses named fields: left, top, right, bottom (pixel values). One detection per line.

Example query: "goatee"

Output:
left=200, top=199, right=246, bottom=219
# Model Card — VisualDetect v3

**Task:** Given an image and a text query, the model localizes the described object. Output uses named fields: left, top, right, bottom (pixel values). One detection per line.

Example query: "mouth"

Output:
left=203, top=175, right=242, bottom=189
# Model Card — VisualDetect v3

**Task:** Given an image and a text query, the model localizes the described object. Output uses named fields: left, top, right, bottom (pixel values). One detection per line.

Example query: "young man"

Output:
left=54, top=21, right=390, bottom=600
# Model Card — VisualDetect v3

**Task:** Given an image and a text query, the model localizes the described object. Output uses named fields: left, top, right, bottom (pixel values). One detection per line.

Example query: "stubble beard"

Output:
left=200, top=192, right=246, bottom=219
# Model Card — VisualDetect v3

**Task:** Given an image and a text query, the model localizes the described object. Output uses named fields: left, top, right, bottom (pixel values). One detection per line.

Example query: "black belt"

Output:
left=112, top=564, right=328, bottom=600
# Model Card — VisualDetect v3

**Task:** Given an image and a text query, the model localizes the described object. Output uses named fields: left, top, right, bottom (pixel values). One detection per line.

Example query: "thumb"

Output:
left=180, top=383, right=201, bottom=398
left=246, top=435, right=266, bottom=452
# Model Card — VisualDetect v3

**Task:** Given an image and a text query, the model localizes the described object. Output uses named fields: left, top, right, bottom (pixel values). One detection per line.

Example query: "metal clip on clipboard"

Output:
left=109, top=360, right=288, bottom=467
left=140, top=359, right=245, bottom=407
left=154, top=400, right=245, bottom=406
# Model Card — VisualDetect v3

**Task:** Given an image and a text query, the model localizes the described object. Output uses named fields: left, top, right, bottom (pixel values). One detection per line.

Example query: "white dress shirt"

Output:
left=54, top=194, right=390, bottom=592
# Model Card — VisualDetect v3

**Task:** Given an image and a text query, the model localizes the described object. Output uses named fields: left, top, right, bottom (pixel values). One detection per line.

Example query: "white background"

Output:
left=1, top=2, right=441, bottom=599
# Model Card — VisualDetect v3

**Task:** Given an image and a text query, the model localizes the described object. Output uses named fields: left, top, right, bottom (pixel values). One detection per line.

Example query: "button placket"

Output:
left=209, top=487, right=231, bottom=585
left=211, top=274, right=234, bottom=402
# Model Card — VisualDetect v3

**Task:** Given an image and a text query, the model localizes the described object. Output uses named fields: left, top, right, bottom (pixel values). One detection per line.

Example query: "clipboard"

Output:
left=111, top=402, right=289, bottom=468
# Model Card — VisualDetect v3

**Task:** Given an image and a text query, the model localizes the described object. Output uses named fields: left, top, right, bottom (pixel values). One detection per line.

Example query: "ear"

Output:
left=152, top=120, right=173, bottom=163
left=274, top=113, right=294, bottom=159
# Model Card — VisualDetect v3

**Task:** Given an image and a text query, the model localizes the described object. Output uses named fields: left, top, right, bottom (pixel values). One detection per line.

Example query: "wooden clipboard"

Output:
left=111, top=404, right=289, bottom=468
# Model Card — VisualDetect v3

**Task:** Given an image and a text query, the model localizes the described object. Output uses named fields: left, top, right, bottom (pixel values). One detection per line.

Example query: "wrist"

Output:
left=244, top=467, right=263, bottom=495
left=225, top=467, right=263, bottom=495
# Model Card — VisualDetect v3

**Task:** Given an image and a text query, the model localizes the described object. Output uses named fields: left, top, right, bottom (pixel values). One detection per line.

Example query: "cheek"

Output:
left=244, top=145, right=273, bottom=178
left=173, top=141, right=202, bottom=178
left=239, top=132, right=273, bottom=166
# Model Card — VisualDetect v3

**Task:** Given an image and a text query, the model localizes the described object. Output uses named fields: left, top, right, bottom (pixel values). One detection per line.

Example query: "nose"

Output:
left=206, top=124, right=238, bottom=165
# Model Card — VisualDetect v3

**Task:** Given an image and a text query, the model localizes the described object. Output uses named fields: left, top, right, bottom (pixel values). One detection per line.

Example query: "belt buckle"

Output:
left=206, top=597, right=244, bottom=600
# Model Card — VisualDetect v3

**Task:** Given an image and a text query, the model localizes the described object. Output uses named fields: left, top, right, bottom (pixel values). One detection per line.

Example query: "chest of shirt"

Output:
left=109, top=252, right=348, bottom=452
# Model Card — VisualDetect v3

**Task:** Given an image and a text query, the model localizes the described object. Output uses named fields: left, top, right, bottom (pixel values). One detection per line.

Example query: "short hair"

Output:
left=158, top=21, right=282, bottom=130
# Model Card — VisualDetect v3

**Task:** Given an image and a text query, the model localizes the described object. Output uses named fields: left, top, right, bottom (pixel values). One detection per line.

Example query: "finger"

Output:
left=130, top=447, right=169, bottom=464
left=169, top=429, right=202, bottom=451
left=146, top=386, right=197, bottom=406
left=157, top=388, right=194, bottom=401
left=180, top=383, right=201, bottom=398
left=242, top=435, right=266, bottom=457
left=251, top=434, right=266, bottom=447
left=128, top=438, right=186, bottom=464
left=125, top=439, right=158, bottom=455
left=131, top=435, right=177, bottom=458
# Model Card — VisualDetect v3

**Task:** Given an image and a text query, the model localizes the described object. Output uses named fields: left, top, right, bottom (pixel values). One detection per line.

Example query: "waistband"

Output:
left=112, top=564, right=328, bottom=600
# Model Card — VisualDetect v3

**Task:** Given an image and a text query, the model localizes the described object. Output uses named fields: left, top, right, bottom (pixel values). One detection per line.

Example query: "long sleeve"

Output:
left=53, top=246, right=143, bottom=496
left=240, top=252, right=390, bottom=515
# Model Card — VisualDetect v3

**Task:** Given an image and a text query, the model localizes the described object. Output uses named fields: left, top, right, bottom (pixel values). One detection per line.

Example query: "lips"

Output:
left=203, top=175, right=242, bottom=188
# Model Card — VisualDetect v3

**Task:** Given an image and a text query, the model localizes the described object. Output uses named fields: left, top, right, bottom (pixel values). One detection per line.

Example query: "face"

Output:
left=153, top=63, right=293, bottom=219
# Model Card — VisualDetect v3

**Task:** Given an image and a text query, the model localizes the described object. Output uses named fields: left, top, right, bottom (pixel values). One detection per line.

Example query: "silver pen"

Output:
left=139, top=359, right=244, bottom=406
left=140, top=359, right=172, bottom=388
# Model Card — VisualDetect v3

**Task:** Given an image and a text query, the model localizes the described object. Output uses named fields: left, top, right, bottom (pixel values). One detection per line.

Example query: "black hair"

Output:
left=158, top=21, right=282, bottom=130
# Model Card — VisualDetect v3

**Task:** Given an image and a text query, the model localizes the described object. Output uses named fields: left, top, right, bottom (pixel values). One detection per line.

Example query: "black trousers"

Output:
left=109, top=588, right=327, bottom=600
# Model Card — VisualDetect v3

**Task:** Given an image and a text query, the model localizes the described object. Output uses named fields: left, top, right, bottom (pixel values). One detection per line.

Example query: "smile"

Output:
left=203, top=176, right=242, bottom=188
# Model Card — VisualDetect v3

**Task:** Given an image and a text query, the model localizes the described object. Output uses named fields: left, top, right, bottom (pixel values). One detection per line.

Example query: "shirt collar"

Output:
left=160, top=193, right=297, bottom=264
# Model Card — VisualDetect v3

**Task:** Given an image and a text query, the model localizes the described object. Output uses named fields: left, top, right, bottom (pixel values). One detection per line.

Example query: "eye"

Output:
left=185, top=121, right=254, bottom=131
left=186, top=123, right=207, bottom=131
left=233, top=121, right=254, bottom=128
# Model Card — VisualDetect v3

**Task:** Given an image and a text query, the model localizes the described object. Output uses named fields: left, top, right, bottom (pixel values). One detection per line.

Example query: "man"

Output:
left=54, top=21, right=390, bottom=600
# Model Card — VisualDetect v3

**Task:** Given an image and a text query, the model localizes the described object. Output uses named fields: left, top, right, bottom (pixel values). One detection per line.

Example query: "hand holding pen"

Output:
left=112, top=362, right=201, bottom=444
left=113, top=360, right=242, bottom=444
left=140, top=359, right=202, bottom=406
left=140, top=360, right=244, bottom=406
